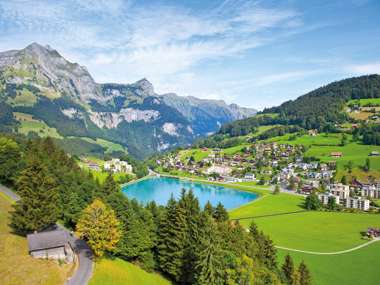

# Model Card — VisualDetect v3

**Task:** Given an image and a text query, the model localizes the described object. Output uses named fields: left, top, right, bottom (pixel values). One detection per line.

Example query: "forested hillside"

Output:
left=219, top=75, right=380, bottom=137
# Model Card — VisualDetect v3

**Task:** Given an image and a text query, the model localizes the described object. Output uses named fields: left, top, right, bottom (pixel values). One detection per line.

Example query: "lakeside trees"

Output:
left=2, top=135, right=313, bottom=284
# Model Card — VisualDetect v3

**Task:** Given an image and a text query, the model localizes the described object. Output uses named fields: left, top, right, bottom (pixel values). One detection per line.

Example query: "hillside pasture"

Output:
left=14, top=112, right=62, bottom=139
left=277, top=242, right=380, bottom=285
left=348, top=98, right=380, bottom=106
left=267, top=133, right=342, bottom=146
left=239, top=211, right=380, bottom=252
left=0, top=192, right=72, bottom=285
left=230, top=192, right=304, bottom=220
left=179, top=148, right=210, bottom=162
left=7, top=89, right=37, bottom=107
left=89, top=258, right=171, bottom=285
left=77, top=137, right=127, bottom=154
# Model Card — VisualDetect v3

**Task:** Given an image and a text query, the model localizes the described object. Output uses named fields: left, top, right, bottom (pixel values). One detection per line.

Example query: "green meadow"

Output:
left=348, top=98, right=380, bottom=106
left=14, top=112, right=62, bottom=139
left=89, top=258, right=171, bottom=285
left=229, top=183, right=380, bottom=285
left=230, top=192, right=304, bottom=219
left=277, top=242, right=380, bottom=285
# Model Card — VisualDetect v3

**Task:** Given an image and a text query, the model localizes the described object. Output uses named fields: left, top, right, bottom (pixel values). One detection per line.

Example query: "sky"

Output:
left=0, top=0, right=379, bottom=109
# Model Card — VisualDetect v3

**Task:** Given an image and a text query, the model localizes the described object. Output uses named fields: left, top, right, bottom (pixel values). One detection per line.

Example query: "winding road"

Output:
left=0, top=184, right=93, bottom=285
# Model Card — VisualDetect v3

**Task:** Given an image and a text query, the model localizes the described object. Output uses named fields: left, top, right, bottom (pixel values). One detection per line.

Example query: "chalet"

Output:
left=27, top=229, right=74, bottom=263
left=330, top=152, right=343, bottom=158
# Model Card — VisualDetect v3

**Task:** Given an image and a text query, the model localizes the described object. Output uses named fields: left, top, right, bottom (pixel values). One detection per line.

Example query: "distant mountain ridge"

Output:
left=0, top=43, right=256, bottom=158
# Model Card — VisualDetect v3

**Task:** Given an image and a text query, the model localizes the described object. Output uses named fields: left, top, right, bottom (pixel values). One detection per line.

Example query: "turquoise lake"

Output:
left=122, top=177, right=258, bottom=209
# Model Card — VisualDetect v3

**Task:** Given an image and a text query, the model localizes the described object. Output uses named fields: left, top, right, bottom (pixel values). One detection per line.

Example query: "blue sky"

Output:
left=0, top=0, right=379, bottom=109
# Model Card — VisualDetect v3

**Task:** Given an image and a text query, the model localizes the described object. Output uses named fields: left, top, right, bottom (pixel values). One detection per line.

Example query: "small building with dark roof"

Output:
left=27, top=229, right=74, bottom=263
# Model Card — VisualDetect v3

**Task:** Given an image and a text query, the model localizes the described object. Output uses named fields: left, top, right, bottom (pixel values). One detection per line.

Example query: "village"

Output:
left=157, top=142, right=380, bottom=212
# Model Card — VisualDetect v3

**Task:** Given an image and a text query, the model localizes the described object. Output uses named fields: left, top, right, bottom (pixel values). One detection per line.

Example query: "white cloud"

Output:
left=346, top=62, right=380, bottom=75
left=0, top=0, right=308, bottom=107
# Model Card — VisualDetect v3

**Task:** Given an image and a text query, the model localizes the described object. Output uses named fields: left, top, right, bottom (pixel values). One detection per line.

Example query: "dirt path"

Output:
left=275, top=238, right=380, bottom=255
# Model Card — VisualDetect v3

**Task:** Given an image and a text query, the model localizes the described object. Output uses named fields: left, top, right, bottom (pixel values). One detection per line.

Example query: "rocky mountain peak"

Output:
left=130, top=78, right=155, bottom=97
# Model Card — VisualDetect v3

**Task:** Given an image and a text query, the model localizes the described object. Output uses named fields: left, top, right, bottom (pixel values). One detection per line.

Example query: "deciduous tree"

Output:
left=76, top=199, right=121, bottom=257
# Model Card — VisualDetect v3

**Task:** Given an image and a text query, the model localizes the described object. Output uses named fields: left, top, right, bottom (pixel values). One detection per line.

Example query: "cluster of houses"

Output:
left=159, top=143, right=335, bottom=187
left=158, top=142, right=380, bottom=212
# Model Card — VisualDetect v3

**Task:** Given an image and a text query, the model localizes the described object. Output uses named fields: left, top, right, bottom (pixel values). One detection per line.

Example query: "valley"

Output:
left=1, top=47, right=380, bottom=285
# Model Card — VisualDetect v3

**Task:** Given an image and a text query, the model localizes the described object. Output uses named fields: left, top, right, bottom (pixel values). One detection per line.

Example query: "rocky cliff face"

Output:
left=0, top=43, right=256, bottom=158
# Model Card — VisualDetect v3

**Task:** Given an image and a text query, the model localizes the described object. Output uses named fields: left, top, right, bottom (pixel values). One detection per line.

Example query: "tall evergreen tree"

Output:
left=103, top=173, right=119, bottom=196
left=204, top=201, right=214, bottom=216
left=213, top=202, right=229, bottom=222
left=180, top=190, right=201, bottom=284
left=282, top=254, right=295, bottom=284
left=194, top=213, right=225, bottom=285
left=11, top=160, right=59, bottom=233
left=249, top=221, right=277, bottom=269
left=157, top=196, right=187, bottom=281
left=298, top=261, right=312, bottom=285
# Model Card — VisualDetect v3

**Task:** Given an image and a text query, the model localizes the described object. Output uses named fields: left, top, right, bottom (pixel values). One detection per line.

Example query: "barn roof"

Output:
left=27, top=230, right=70, bottom=252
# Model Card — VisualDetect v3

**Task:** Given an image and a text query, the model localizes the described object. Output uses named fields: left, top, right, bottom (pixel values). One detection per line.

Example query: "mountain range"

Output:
left=0, top=43, right=256, bottom=158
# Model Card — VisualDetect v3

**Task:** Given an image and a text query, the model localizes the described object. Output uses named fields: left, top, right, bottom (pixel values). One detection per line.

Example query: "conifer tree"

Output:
left=204, top=201, right=214, bottom=216
left=180, top=190, right=201, bottom=284
left=194, top=213, right=224, bottom=285
left=0, top=137, right=21, bottom=184
left=249, top=221, right=277, bottom=269
left=282, top=254, right=295, bottom=284
left=76, top=199, right=121, bottom=257
left=298, top=261, right=312, bottom=285
left=157, top=196, right=187, bottom=281
left=11, top=159, right=59, bottom=233
left=213, top=202, right=229, bottom=222
left=103, top=173, right=119, bottom=196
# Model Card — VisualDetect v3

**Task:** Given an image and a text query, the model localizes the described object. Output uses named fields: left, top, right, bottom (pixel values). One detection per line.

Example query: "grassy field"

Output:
left=14, top=112, right=62, bottom=139
left=0, top=192, right=72, bottom=285
left=251, top=211, right=380, bottom=251
left=89, top=258, right=171, bottom=285
left=230, top=192, right=304, bottom=220
left=267, top=133, right=342, bottom=146
left=348, top=98, right=380, bottom=106
left=7, top=89, right=37, bottom=107
left=79, top=137, right=127, bottom=154
left=179, top=148, right=210, bottom=162
left=278, top=242, right=380, bottom=285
